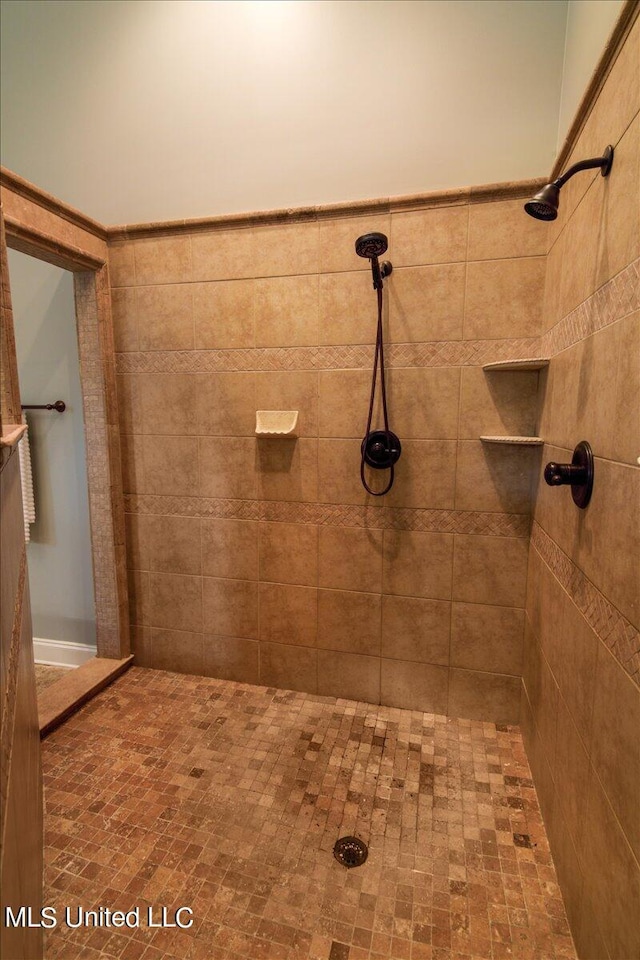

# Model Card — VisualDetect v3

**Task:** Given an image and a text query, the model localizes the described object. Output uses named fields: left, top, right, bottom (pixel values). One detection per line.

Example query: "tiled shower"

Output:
left=0, top=4, right=637, bottom=960
left=102, top=15, right=640, bottom=954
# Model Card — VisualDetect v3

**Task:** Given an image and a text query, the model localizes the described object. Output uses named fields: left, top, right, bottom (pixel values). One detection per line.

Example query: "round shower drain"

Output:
left=333, top=836, right=368, bottom=868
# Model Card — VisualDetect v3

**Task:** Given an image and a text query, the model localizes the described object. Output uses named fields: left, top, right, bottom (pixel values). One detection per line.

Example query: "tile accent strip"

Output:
left=125, top=494, right=530, bottom=537
left=531, top=521, right=640, bottom=685
left=542, top=258, right=639, bottom=357
left=113, top=259, right=638, bottom=375
left=115, top=337, right=543, bottom=374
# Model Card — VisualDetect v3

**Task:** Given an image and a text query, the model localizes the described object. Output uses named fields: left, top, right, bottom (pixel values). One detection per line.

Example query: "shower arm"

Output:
left=554, top=149, right=614, bottom=189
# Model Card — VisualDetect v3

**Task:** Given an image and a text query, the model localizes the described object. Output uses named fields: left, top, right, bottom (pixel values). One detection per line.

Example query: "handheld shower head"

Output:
left=355, top=232, right=392, bottom=290
left=355, top=232, right=388, bottom=259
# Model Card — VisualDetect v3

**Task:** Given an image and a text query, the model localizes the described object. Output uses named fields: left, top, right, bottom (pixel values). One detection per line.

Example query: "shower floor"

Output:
left=43, top=668, right=576, bottom=960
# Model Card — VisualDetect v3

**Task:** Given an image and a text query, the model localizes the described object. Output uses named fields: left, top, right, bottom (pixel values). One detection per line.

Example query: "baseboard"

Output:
left=33, top=637, right=97, bottom=668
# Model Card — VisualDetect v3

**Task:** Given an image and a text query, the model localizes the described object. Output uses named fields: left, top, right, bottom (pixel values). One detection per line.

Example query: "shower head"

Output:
left=355, top=232, right=392, bottom=290
left=524, top=145, right=614, bottom=222
left=524, top=182, right=561, bottom=221
left=355, top=232, right=388, bottom=259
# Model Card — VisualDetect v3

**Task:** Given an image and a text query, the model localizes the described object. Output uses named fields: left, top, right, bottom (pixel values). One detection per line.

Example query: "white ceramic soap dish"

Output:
left=255, top=411, right=299, bottom=437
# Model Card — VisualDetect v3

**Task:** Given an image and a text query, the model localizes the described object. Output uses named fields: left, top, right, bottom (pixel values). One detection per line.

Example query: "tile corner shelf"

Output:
left=480, top=435, right=544, bottom=445
left=483, top=358, right=550, bottom=371
left=255, top=410, right=298, bottom=437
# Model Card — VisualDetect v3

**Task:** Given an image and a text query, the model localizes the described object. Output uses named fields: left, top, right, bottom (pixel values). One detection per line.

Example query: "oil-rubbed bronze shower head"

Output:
left=525, top=145, right=614, bottom=222
left=355, top=232, right=392, bottom=290
left=524, top=182, right=561, bottom=221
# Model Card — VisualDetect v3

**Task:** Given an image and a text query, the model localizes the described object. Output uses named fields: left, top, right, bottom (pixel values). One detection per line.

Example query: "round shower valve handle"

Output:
left=543, top=441, right=594, bottom=509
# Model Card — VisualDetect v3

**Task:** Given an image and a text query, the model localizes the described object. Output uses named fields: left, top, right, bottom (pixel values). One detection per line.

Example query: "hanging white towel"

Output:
left=18, top=414, right=36, bottom=543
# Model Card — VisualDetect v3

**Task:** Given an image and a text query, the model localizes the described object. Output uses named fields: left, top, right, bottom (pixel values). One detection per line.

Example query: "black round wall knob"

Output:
left=362, top=430, right=402, bottom=470
left=544, top=440, right=594, bottom=508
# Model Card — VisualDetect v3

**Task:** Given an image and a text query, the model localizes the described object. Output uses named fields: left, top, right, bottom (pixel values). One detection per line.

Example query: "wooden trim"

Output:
left=4, top=217, right=105, bottom=272
left=0, top=207, right=21, bottom=426
left=552, top=0, right=639, bottom=178
left=0, top=167, right=107, bottom=241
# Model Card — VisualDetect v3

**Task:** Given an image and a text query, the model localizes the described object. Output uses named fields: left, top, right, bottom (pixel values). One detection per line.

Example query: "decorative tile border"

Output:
left=125, top=493, right=530, bottom=538
left=531, top=522, right=640, bottom=685
left=542, top=258, right=639, bottom=358
left=115, top=337, right=542, bottom=374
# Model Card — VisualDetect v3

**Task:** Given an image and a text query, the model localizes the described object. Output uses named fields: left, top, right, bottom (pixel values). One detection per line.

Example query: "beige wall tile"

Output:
left=318, top=526, right=383, bottom=593
left=127, top=569, right=150, bottom=626
left=259, top=582, right=317, bottom=647
left=523, top=633, right=559, bottom=769
left=109, top=243, right=135, bottom=287
left=203, top=635, right=259, bottom=684
left=202, top=577, right=259, bottom=639
left=386, top=367, right=461, bottom=439
left=585, top=14, right=640, bottom=165
left=454, top=441, right=535, bottom=514
left=139, top=374, right=198, bottom=436
left=557, top=183, right=600, bottom=321
left=544, top=802, right=585, bottom=953
left=555, top=594, right=598, bottom=748
left=319, top=215, right=391, bottom=274
left=468, top=199, right=549, bottom=261
left=193, top=280, right=255, bottom=349
left=458, top=368, right=539, bottom=440
left=116, top=374, right=142, bottom=435
left=125, top=513, right=151, bottom=570
left=318, top=271, right=379, bottom=345
left=120, top=434, right=145, bottom=494
left=590, top=642, right=640, bottom=863
left=134, top=236, right=191, bottom=285
left=260, top=522, right=318, bottom=586
left=318, top=370, right=375, bottom=439
left=255, top=371, right=318, bottom=438
left=579, top=767, right=640, bottom=960
left=381, top=659, right=448, bottom=713
left=595, top=115, right=640, bottom=287
left=201, top=519, right=259, bottom=581
left=316, top=439, right=388, bottom=505
left=554, top=695, right=591, bottom=853
left=381, top=596, right=450, bottom=664
left=143, top=436, right=198, bottom=495
left=198, top=437, right=257, bottom=499
left=256, top=438, right=319, bottom=503
left=191, top=228, right=256, bottom=281
left=385, top=441, right=457, bottom=511
left=451, top=602, right=523, bottom=675
left=464, top=257, right=546, bottom=339
left=137, top=284, right=194, bottom=351
left=388, top=264, right=465, bottom=342
left=130, top=625, right=152, bottom=667
left=391, top=205, right=468, bottom=267
left=383, top=530, right=453, bottom=600
left=448, top=668, right=520, bottom=724
left=149, top=572, right=202, bottom=632
left=575, top=457, right=640, bottom=629
left=196, top=372, right=256, bottom=436
left=317, top=589, right=381, bottom=656
left=151, top=627, right=204, bottom=675
left=147, top=515, right=201, bottom=576
left=259, top=642, right=318, bottom=694
left=453, top=535, right=528, bottom=607
left=612, top=312, right=640, bottom=466
left=317, top=650, right=380, bottom=703
left=254, top=221, right=319, bottom=277
left=111, top=288, right=138, bottom=352
left=254, top=275, right=319, bottom=347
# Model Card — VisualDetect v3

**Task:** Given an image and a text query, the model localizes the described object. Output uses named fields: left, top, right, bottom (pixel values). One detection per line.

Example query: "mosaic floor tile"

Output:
left=43, top=668, right=576, bottom=959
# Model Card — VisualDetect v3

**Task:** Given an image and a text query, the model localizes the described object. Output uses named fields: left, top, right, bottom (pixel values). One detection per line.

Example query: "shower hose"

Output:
left=360, top=284, right=395, bottom=496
